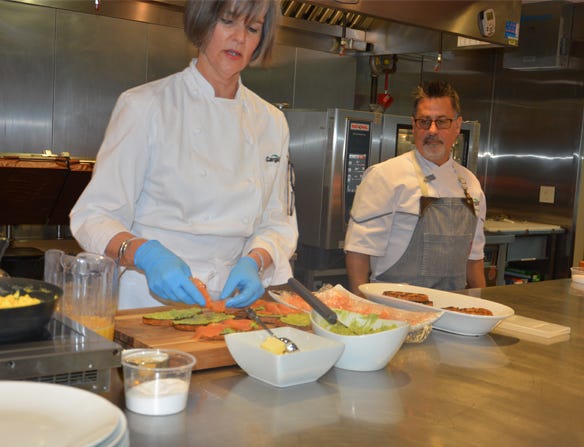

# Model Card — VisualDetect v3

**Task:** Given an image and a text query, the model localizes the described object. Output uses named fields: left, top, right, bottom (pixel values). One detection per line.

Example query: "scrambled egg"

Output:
left=0, top=291, right=41, bottom=309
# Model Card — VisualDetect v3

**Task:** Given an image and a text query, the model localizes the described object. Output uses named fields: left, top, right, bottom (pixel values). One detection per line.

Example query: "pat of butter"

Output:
left=260, top=336, right=286, bottom=355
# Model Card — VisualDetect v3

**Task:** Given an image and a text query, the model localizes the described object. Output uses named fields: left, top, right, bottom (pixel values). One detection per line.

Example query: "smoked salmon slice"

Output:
left=190, top=277, right=226, bottom=312
left=191, top=318, right=258, bottom=341
left=192, top=322, right=227, bottom=341
left=251, top=299, right=300, bottom=316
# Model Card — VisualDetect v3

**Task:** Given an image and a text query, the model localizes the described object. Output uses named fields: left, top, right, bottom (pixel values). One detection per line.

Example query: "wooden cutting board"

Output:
left=114, top=305, right=237, bottom=371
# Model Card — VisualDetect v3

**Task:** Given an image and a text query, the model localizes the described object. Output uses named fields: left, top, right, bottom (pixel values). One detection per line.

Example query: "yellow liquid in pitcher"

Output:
left=75, top=316, right=115, bottom=340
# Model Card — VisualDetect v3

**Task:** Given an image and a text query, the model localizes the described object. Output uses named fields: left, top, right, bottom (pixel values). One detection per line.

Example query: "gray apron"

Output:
left=376, top=155, right=477, bottom=291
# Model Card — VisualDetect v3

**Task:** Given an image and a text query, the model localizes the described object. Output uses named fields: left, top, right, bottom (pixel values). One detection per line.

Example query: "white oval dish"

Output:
left=359, top=282, right=514, bottom=336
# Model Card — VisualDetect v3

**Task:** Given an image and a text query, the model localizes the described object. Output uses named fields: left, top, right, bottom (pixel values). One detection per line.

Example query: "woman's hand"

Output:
left=220, top=257, right=264, bottom=308
left=134, top=240, right=205, bottom=305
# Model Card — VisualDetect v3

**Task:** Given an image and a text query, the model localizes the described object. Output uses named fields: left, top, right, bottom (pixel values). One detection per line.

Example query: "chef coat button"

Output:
left=242, top=217, right=249, bottom=224
left=200, top=169, right=207, bottom=176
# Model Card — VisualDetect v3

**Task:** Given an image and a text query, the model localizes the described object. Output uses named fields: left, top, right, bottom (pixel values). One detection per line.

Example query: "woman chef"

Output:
left=70, top=0, right=298, bottom=309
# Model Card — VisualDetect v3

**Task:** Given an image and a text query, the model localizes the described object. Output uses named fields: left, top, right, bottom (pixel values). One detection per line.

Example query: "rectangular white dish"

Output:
left=359, top=283, right=514, bottom=336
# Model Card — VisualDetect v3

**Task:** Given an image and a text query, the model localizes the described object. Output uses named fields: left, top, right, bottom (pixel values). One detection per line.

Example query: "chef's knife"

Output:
left=287, top=277, right=338, bottom=325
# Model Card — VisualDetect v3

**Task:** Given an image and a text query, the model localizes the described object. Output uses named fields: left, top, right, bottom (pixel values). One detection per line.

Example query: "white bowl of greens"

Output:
left=310, top=310, right=409, bottom=372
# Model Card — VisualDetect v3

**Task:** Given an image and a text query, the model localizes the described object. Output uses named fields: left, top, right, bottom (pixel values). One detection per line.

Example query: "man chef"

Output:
left=70, top=0, right=297, bottom=310
left=345, top=80, right=486, bottom=295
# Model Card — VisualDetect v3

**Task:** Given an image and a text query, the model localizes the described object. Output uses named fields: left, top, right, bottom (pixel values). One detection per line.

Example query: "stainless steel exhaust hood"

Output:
left=281, top=1, right=522, bottom=47
left=10, top=0, right=522, bottom=55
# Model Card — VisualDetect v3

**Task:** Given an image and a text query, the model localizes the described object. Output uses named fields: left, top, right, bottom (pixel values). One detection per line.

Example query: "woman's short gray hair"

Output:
left=184, top=0, right=280, bottom=66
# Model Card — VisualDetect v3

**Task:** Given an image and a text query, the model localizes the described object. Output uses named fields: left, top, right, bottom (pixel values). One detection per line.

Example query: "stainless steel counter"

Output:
left=104, top=280, right=584, bottom=446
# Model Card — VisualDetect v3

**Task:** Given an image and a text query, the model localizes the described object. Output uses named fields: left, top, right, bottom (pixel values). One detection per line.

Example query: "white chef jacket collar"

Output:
left=187, top=58, right=244, bottom=101
left=412, top=149, right=454, bottom=173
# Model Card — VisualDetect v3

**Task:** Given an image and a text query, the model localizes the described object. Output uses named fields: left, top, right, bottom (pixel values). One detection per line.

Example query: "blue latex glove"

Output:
left=134, top=240, right=205, bottom=306
left=220, top=257, right=264, bottom=308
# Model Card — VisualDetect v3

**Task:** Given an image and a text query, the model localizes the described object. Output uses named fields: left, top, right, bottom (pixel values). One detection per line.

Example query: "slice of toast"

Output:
left=142, top=307, right=204, bottom=326
left=172, top=312, right=235, bottom=331
left=382, top=290, right=433, bottom=306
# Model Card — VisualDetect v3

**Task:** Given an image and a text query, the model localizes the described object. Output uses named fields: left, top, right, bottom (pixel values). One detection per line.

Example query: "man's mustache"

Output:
left=423, top=136, right=443, bottom=145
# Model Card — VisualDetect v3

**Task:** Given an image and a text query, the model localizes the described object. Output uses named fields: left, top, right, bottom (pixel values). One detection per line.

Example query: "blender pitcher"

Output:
left=44, top=249, right=118, bottom=340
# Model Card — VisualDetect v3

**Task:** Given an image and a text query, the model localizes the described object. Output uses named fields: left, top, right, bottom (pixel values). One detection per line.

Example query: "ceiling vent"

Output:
left=281, top=0, right=376, bottom=30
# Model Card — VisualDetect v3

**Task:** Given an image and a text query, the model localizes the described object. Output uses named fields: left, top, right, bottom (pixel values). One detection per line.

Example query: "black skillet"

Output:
left=0, top=277, right=62, bottom=343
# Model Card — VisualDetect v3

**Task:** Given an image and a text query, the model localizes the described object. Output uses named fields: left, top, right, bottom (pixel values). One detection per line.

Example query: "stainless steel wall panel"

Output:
left=245, top=46, right=356, bottom=109
left=241, top=45, right=297, bottom=106
left=146, top=24, right=196, bottom=82
left=52, top=11, right=147, bottom=159
left=486, top=70, right=583, bottom=227
left=8, top=0, right=184, bottom=28
left=485, top=68, right=583, bottom=276
left=0, top=1, right=54, bottom=152
left=293, top=47, right=356, bottom=109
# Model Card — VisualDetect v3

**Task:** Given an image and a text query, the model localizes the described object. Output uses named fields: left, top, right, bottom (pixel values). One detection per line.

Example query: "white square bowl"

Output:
left=311, top=310, right=409, bottom=372
left=225, top=326, right=344, bottom=388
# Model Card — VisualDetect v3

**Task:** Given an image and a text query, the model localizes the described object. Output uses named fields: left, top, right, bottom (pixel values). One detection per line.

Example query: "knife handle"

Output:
left=287, top=278, right=338, bottom=325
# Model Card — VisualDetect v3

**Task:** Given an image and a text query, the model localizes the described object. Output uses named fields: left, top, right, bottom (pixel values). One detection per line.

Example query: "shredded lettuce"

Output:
left=324, top=311, right=397, bottom=335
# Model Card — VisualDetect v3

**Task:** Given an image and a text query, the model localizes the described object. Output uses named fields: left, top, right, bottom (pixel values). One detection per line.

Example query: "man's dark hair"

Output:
left=413, top=80, right=461, bottom=116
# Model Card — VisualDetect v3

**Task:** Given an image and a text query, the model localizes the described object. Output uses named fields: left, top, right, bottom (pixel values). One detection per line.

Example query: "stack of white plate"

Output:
left=0, top=381, right=129, bottom=447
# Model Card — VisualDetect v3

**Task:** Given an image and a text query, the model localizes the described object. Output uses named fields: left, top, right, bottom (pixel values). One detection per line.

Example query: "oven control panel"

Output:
left=344, top=119, right=372, bottom=223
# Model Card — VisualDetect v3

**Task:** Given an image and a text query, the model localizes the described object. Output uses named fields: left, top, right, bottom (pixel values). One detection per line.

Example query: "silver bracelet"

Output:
left=117, top=237, right=140, bottom=264
left=248, top=251, right=265, bottom=277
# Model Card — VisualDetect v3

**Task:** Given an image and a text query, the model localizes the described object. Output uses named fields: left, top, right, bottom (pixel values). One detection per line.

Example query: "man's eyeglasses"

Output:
left=413, top=117, right=457, bottom=130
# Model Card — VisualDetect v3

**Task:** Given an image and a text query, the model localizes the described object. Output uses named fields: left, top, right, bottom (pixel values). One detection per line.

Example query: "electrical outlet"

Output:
left=539, top=185, right=555, bottom=204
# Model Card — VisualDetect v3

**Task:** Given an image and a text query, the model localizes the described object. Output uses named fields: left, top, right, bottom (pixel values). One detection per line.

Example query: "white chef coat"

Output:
left=70, top=59, right=298, bottom=309
left=344, top=150, right=486, bottom=281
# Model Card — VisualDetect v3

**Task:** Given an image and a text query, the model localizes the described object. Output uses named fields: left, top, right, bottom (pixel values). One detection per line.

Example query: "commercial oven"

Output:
left=285, top=108, right=480, bottom=278
left=285, top=109, right=383, bottom=255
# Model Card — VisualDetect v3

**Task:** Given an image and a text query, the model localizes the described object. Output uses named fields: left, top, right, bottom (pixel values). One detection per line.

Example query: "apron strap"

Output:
left=411, top=151, right=476, bottom=216
left=453, top=166, right=477, bottom=216
left=420, top=196, right=437, bottom=216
